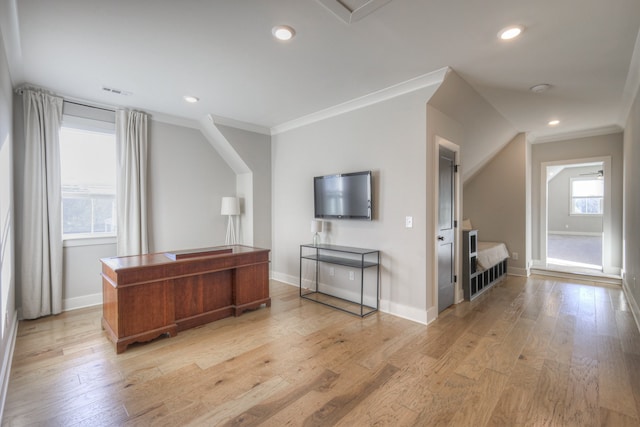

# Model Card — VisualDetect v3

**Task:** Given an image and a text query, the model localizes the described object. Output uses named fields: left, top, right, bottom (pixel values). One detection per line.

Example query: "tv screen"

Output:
left=314, top=171, right=372, bottom=220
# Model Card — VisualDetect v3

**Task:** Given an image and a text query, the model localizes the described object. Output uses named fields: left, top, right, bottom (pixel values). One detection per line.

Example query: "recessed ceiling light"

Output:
left=499, top=25, right=524, bottom=40
left=530, top=83, right=552, bottom=93
left=548, top=119, right=560, bottom=126
left=183, top=95, right=199, bottom=103
left=272, top=25, right=295, bottom=41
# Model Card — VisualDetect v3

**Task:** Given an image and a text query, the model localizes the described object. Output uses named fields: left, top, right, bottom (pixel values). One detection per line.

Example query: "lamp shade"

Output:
left=221, top=197, right=240, bottom=215
left=311, top=219, right=323, bottom=233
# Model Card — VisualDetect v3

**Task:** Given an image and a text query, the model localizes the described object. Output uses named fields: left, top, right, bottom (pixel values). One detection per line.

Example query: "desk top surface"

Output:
left=101, top=245, right=269, bottom=271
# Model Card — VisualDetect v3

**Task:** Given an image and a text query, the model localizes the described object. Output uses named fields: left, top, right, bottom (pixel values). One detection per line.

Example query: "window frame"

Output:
left=60, top=113, right=117, bottom=243
left=569, top=176, right=604, bottom=216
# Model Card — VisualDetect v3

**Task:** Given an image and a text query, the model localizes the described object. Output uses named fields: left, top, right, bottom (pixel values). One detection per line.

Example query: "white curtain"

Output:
left=116, top=110, right=149, bottom=256
left=20, top=89, right=63, bottom=319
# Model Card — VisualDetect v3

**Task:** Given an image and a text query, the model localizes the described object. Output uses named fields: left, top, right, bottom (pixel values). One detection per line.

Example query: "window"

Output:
left=60, top=126, right=117, bottom=238
left=570, top=177, right=603, bottom=215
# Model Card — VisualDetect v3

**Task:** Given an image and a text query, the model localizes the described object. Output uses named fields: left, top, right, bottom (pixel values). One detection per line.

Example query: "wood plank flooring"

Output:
left=4, top=275, right=640, bottom=426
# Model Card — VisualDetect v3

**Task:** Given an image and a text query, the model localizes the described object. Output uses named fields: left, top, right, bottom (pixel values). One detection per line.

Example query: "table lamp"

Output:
left=221, top=197, right=240, bottom=245
left=311, top=219, right=323, bottom=246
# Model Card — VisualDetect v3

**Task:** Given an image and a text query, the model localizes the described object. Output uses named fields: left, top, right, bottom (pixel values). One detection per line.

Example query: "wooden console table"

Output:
left=101, top=245, right=270, bottom=353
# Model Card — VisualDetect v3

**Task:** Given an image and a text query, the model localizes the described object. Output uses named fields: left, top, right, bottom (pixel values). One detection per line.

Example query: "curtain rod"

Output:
left=63, top=100, right=115, bottom=113
left=15, top=87, right=116, bottom=113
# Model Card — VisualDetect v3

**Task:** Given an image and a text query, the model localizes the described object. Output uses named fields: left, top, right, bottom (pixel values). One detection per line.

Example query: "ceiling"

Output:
left=2, top=0, right=639, bottom=140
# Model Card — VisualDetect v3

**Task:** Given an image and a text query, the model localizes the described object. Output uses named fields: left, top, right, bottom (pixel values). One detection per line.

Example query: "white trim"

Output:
left=530, top=125, right=623, bottom=144
left=270, top=271, right=299, bottom=287
left=380, top=299, right=429, bottom=325
left=433, top=136, right=462, bottom=316
left=62, top=293, right=103, bottom=312
left=507, top=267, right=529, bottom=277
left=271, top=67, right=449, bottom=135
left=315, top=0, right=393, bottom=24
left=17, top=294, right=104, bottom=321
left=569, top=175, right=604, bottom=216
left=211, top=115, right=271, bottom=135
left=271, top=271, right=431, bottom=324
left=426, top=306, right=439, bottom=325
left=540, top=156, right=612, bottom=274
left=622, top=278, right=640, bottom=334
left=62, top=235, right=116, bottom=247
left=199, top=115, right=251, bottom=174
left=548, top=231, right=602, bottom=237
left=531, top=267, right=622, bottom=285
left=0, top=311, right=18, bottom=422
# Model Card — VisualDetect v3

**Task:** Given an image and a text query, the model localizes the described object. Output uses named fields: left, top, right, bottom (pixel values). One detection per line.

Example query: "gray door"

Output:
left=438, top=147, right=455, bottom=312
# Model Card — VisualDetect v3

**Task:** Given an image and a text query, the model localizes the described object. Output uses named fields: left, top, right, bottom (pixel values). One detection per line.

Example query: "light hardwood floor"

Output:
left=4, top=275, right=640, bottom=426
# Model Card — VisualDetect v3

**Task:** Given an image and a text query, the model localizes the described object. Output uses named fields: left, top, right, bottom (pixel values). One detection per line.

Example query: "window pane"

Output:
left=93, top=197, right=116, bottom=233
left=571, top=197, right=603, bottom=215
left=60, top=126, right=116, bottom=237
left=572, top=198, right=586, bottom=214
left=572, top=179, right=603, bottom=197
left=62, top=198, right=92, bottom=234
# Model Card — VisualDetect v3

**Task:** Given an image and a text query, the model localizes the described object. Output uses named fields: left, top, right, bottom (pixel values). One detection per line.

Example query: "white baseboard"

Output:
left=507, top=266, right=529, bottom=277
left=0, top=311, right=18, bottom=421
left=271, top=270, right=430, bottom=325
left=270, top=271, right=298, bottom=287
left=62, top=293, right=103, bottom=312
left=548, top=231, right=602, bottom=237
left=622, top=279, right=640, bottom=334
left=16, top=292, right=103, bottom=320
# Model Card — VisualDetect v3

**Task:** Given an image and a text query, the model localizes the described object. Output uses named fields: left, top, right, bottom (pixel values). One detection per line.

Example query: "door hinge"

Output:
left=454, top=164, right=459, bottom=173
left=454, top=275, right=457, bottom=283
left=454, top=220, right=458, bottom=228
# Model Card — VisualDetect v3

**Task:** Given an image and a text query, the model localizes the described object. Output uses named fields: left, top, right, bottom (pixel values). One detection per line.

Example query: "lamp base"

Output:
left=313, top=232, right=320, bottom=246
left=225, top=216, right=237, bottom=245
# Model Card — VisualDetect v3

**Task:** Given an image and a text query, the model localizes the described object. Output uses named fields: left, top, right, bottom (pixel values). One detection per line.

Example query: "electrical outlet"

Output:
left=512, top=252, right=519, bottom=260
left=405, top=216, right=413, bottom=228
left=349, top=271, right=355, bottom=280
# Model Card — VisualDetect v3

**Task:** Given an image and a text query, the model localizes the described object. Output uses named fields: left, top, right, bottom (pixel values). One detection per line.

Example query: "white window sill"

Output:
left=63, top=235, right=117, bottom=247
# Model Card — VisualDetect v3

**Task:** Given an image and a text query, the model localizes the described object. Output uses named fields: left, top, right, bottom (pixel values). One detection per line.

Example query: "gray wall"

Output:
left=147, top=120, right=236, bottom=252
left=623, top=85, right=640, bottom=321
left=0, top=25, right=17, bottom=402
left=270, top=70, right=517, bottom=323
left=217, top=125, right=272, bottom=250
left=272, top=85, right=439, bottom=323
left=427, top=70, right=518, bottom=182
left=548, top=165, right=603, bottom=234
left=531, top=133, right=623, bottom=269
left=463, top=134, right=528, bottom=274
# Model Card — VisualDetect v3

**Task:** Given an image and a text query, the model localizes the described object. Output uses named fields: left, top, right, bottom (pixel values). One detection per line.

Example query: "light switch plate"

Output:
left=405, top=216, right=413, bottom=228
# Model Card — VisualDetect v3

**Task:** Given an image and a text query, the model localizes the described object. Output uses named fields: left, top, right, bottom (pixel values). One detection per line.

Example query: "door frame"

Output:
left=540, top=155, right=612, bottom=273
left=433, top=136, right=462, bottom=316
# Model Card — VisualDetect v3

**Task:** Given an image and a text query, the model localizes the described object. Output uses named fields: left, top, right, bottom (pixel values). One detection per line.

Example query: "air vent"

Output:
left=102, top=86, right=132, bottom=96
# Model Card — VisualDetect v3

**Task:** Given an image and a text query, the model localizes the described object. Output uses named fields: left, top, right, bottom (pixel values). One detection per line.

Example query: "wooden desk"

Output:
left=101, top=245, right=270, bottom=353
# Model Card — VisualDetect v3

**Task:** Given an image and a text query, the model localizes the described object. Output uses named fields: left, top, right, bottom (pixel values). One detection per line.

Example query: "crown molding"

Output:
left=271, top=67, right=449, bottom=135
left=529, top=124, right=623, bottom=144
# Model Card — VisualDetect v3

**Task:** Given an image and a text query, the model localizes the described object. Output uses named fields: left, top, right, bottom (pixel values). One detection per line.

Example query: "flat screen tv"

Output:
left=314, top=171, right=372, bottom=220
